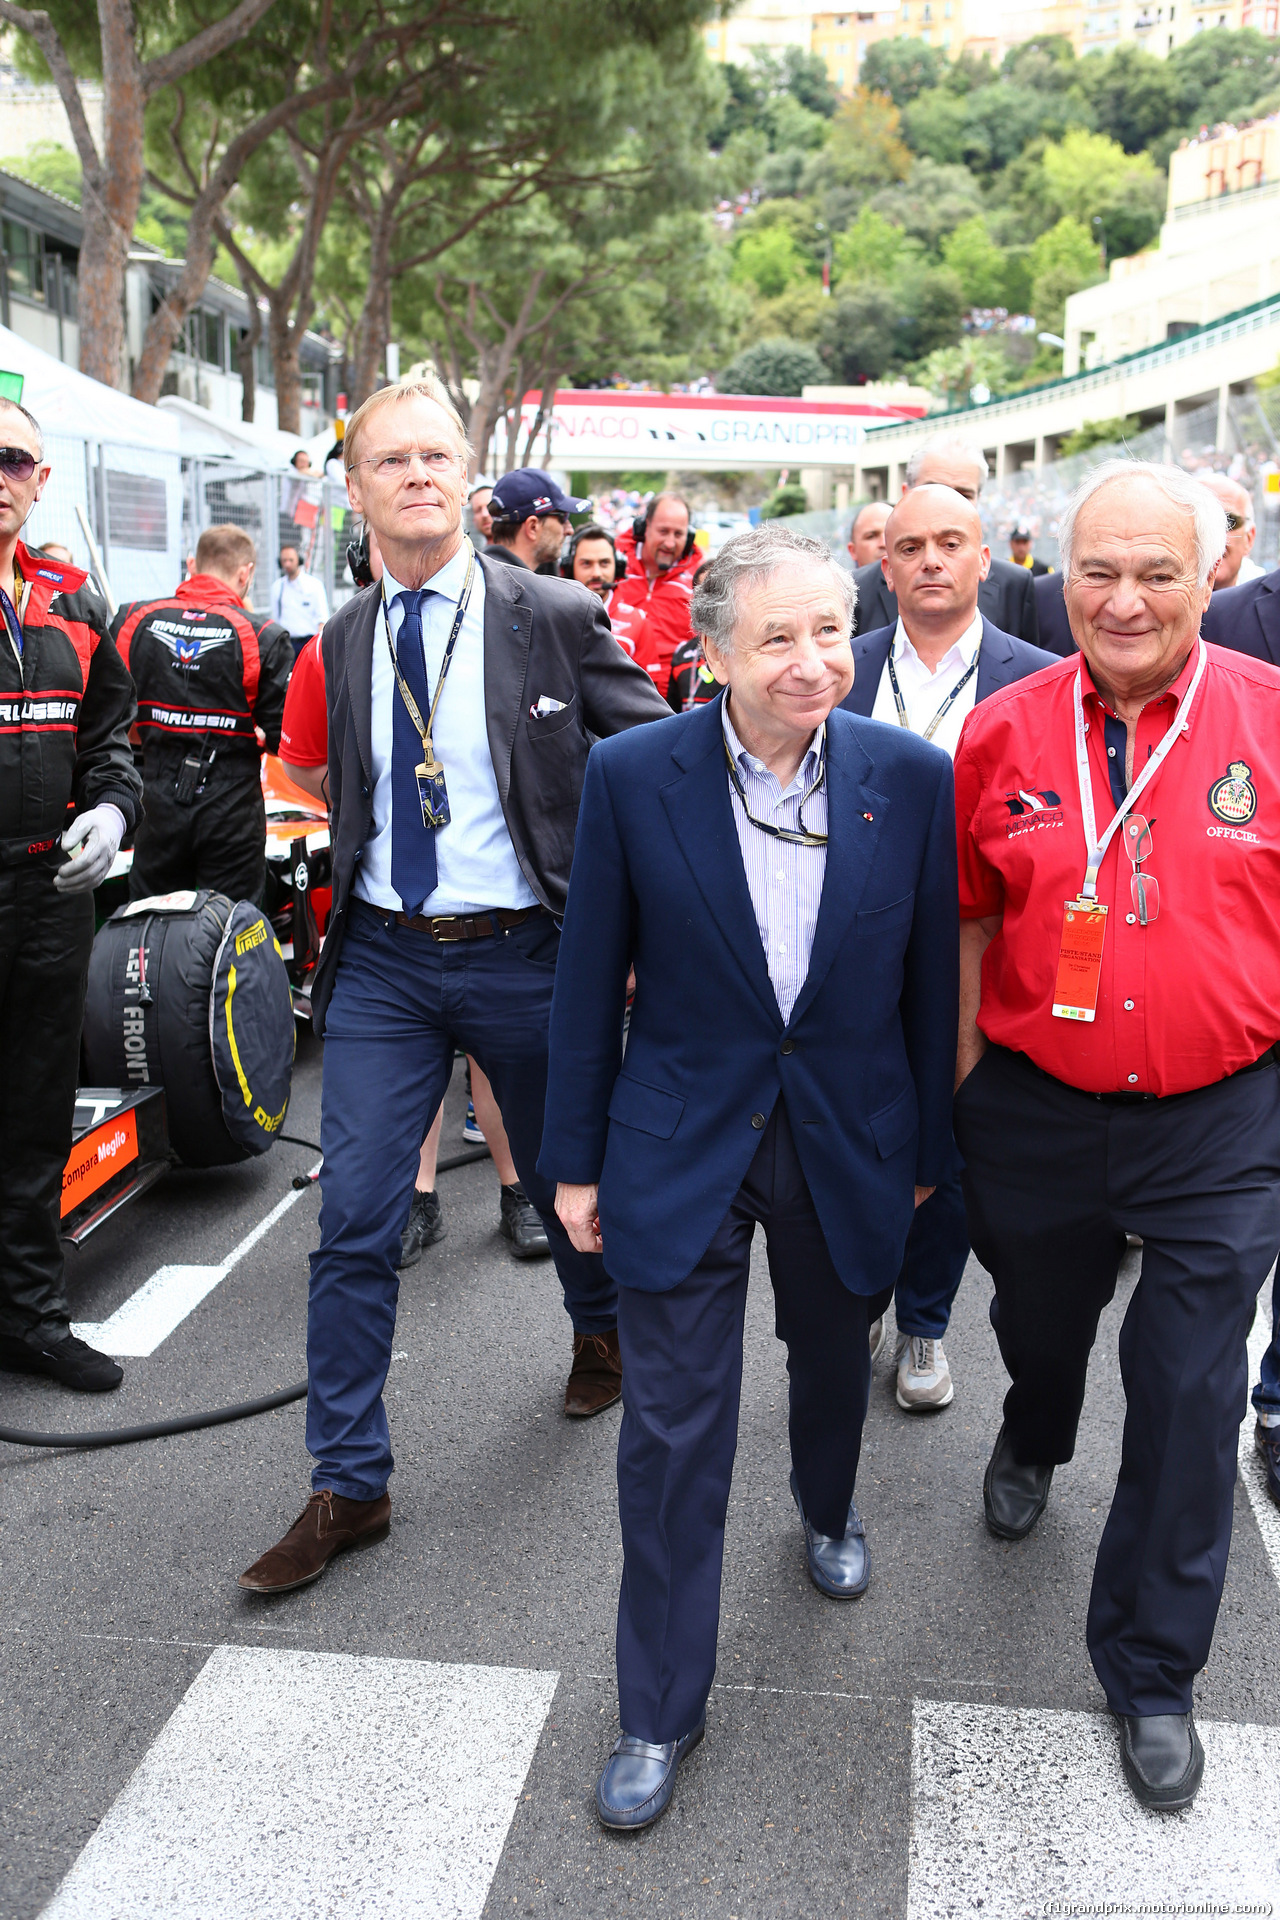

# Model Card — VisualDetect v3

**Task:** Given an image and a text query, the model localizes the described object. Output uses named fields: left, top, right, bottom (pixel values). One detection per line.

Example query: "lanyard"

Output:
left=0, top=575, right=24, bottom=661
left=886, top=640, right=979, bottom=743
left=724, top=736, right=828, bottom=848
left=381, top=546, right=475, bottom=773
left=1073, top=639, right=1206, bottom=900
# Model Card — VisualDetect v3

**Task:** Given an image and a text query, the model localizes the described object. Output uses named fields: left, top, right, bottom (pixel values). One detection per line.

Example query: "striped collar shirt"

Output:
left=722, top=695, right=828, bottom=1023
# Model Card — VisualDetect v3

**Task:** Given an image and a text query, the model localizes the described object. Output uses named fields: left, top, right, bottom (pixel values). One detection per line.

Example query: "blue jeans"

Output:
left=307, top=901, right=617, bottom=1499
left=893, top=1137, right=969, bottom=1339
left=1252, top=1284, right=1280, bottom=1419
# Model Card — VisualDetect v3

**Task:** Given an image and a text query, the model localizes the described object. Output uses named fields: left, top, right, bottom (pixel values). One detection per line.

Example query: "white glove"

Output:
left=55, top=804, right=126, bottom=893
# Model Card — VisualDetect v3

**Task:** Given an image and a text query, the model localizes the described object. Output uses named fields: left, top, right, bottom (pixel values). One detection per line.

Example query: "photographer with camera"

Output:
left=0, top=398, right=142, bottom=1392
left=112, top=524, right=293, bottom=904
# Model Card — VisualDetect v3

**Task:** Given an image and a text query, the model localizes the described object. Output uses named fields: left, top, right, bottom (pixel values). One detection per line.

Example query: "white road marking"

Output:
left=908, top=1699, right=1280, bottom=1919
left=1239, top=1272, right=1280, bottom=1587
left=41, top=1644, right=558, bottom=1920
left=71, top=1164, right=320, bottom=1358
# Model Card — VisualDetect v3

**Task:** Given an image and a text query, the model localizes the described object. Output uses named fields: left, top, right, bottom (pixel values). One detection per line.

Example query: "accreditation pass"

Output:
left=1052, top=896, right=1108, bottom=1022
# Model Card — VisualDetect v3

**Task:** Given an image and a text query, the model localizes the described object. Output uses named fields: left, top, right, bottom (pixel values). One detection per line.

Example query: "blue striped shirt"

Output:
left=722, top=698, right=828, bottom=1023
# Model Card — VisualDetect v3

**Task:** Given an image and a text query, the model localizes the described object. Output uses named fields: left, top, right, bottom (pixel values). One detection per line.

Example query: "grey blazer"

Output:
left=312, top=550, right=669, bottom=1031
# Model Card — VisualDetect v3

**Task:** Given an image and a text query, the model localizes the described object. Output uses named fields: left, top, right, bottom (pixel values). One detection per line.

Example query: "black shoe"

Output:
left=1115, top=1711, right=1204, bottom=1811
left=0, top=1330, right=123, bottom=1392
left=790, top=1470, right=870, bottom=1599
left=397, top=1189, right=445, bottom=1270
left=1255, top=1421, right=1280, bottom=1508
left=499, top=1183, right=550, bottom=1259
left=983, top=1423, right=1053, bottom=1540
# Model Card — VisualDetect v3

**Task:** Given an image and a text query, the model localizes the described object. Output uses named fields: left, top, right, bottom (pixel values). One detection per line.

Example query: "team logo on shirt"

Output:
left=1207, top=760, right=1257, bottom=825
left=1003, top=787, right=1061, bottom=816
left=151, top=617, right=233, bottom=667
left=1002, top=785, right=1064, bottom=839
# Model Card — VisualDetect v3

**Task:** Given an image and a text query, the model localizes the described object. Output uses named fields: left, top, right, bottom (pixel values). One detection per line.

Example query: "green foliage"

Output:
left=861, top=38, right=946, bottom=107
left=818, top=283, right=902, bottom=382
left=1, top=137, right=187, bottom=255
left=759, top=481, right=810, bottom=519
left=1000, top=37, right=1078, bottom=90
left=868, top=159, right=983, bottom=255
left=1074, top=45, right=1182, bottom=155
left=832, top=206, right=914, bottom=286
left=803, top=86, right=911, bottom=226
left=1167, top=27, right=1280, bottom=127
left=1037, top=128, right=1165, bottom=259
left=912, top=337, right=1014, bottom=408
left=720, top=337, right=828, bottom=396
left=940, top=216, right=1006, bottom=307
left=731, top=223, right=812, bottom=299
left=897, top=265, right=967, bottom=359
left=1029, top=217, right=1103, bottom=335
left=1057, top=415, right=1142, bottom=457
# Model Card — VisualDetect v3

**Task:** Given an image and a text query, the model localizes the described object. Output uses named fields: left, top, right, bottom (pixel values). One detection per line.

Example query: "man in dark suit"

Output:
left=540, top=525, right=958, bottom=1829
left=842, top=485, right=1055, bottom=1417
left=239, top=378, right=669, bottom=1597
left=1008, top=524, right=1049, bottom=575
left=1201, top=562, right=1280, bottom=664
left=1033, top=569, right=1076, bottom=657
left=850, top=433, right=1039, bottom=645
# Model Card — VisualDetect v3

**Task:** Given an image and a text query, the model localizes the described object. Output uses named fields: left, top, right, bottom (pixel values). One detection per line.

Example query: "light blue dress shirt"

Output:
left=722, top=698, right=827, bottom=1024
left=354, top=544, right=537, bottom=915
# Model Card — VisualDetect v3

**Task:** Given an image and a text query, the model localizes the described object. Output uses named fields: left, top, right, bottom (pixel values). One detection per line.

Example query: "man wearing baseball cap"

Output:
left=487, top=469, right=592, bottom=574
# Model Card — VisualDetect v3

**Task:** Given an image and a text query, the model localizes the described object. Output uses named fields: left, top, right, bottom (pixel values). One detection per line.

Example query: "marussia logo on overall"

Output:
left=1003, top=786, right=1063, bottom=838
left=0, top=695, right=77, bottom=724
left=146, top=705, right=241, bottom=731
left=151, top=616, right=233, bottom=667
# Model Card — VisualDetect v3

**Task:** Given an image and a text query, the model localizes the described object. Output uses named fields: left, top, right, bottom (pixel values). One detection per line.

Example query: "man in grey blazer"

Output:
left=239, top=378, right=668, bottom=1596
left=842, top=484, right=1055, bottom=1415
left=851, top=433, right=1040, bottom=647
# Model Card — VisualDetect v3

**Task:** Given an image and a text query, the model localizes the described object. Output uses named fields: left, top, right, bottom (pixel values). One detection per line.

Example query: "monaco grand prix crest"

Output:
left=1207, top=760, right=1258, bottom=825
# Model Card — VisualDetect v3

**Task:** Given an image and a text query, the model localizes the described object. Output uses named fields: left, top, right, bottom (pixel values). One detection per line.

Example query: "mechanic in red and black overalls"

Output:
left=0, top=398, right=142, bottom=1393
left=112, top=522, right=292, bottom=904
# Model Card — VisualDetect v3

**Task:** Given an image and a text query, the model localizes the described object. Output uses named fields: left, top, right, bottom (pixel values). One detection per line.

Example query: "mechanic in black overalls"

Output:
left=0, top=397, right=142, bottom=1392
left=112, top=523, right=292, bottom=904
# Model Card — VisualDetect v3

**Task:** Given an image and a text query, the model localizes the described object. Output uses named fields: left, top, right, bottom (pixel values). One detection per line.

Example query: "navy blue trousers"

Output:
left=1251, top=1284, right=1280, bottom=1419
left=893, top=1137, right=969, bottom=1339
left=307, top=901, right=616, bottom=1499
left=955, top=1044, right=1280, bottom=1718
left=615, top=1101, right=875, bottom=1745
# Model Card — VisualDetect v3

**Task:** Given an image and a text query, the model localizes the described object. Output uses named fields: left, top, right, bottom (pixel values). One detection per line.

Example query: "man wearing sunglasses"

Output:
left=541, top=524, right=958, bottom=1828
left=0, top=398, right=142, bottom=1393
left=1198, top=472, right=1263, bottom=592
left=952, top=460, right=1280, bottom=1815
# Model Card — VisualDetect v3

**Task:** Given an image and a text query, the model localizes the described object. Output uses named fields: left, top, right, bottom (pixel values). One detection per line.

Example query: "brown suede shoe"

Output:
left=565, top=1329, right=623, bottom=1418
left=238, top=1489, right=391, bottom=1594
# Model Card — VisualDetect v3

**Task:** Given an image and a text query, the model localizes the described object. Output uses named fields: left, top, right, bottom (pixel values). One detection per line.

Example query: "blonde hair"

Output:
left=195, top=523, right=256, bottom=576
left=343, top=376, right=474, bottom=472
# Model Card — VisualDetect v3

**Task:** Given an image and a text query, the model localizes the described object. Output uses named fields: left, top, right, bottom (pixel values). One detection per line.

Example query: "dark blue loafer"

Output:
left=790, top=1470, right=870, bottom=1599
left=595, top=1718, right=705, bottom=1830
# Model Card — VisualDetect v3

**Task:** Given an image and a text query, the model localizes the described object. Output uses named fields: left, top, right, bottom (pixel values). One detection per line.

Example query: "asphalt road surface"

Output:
left=2, top=1038, right=1277, bottom=1919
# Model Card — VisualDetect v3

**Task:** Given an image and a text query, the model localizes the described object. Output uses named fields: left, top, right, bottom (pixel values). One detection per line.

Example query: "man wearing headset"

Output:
left=564, top=524, right=617, bottom=602
left=608, top=493, right=699, bottom=698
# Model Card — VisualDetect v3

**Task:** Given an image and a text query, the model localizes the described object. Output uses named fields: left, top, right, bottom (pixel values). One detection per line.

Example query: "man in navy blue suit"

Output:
left=842, top=485, right=1056, bottom=1414
left=539, top=525, right=958, bottom=1829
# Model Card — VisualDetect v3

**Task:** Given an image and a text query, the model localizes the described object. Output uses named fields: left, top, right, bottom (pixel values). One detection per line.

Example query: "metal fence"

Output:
left=23, top=431, right=184, bottom=606
left=778, top=389, right=1280, bottom=573
left=180, top=461, right=360, bottom=621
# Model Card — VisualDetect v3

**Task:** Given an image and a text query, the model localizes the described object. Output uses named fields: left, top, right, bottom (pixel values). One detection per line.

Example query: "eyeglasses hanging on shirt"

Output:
left=723, top=738, right=828, bottom=848
left=885, top=642, right=980, bottom=744
left=381, top=546, right=475, bottom=831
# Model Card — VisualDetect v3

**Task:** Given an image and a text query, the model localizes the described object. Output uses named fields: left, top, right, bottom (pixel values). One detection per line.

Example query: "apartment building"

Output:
left=0, top=167, right=337, bottom=435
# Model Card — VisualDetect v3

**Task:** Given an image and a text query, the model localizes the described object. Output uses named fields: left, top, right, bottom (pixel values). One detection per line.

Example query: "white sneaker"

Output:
left=895, top=1334, right=954, bottom=1411
left=869, top=1316, right=887, bottom=1363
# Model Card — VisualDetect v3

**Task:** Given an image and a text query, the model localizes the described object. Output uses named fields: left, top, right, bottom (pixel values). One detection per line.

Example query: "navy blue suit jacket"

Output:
left=840, top=617, right=1059, bottom=721
left=538, top=694, right=959, bottom=1297
left=1201, top=566, right=1280, bottom=667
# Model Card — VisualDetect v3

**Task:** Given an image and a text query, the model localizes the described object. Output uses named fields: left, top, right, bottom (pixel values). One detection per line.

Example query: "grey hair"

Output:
left=904, top=433, right=989, bottom=489
left=690, top=524, right=857, bottom=659
left=0, top=395, right=43, bottom=457
left=1059, top=459, right=1228, bottom=586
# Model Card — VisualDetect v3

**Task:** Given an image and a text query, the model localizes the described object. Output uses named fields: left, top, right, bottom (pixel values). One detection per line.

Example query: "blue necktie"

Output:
left=389, top=589, right=437, bottom=917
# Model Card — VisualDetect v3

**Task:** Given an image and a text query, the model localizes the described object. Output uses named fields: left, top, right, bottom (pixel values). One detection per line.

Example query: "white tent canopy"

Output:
left=156, top=394, right=325, bottom=470
left=0, top=323, right=180, bottom=451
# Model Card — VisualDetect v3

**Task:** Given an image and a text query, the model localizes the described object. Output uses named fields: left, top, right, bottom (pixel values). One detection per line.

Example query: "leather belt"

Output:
left=393, top=903, right=548, bottom=943
left=1021, top=1043, right=1278, bottom=1106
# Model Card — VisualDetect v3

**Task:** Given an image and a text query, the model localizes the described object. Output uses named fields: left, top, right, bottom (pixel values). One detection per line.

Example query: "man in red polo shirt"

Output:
left=607, top=494, right=698, bottom=696
left=952, top=460, right=1280, bottom=1815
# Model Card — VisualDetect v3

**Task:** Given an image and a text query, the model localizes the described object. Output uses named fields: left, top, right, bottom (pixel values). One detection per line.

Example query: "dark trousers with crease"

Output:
left=307, top=899, right=617, bottom=1500
left=893, top=1135, right=969, bottom=1339
left=614, top=1099, right=881, bottom=1745
left=954, top=1043, right=1280, bottom=1717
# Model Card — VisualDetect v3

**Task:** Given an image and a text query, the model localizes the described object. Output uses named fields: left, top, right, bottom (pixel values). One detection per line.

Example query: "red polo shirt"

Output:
left=279, top=631, right=327, bottom=768
left=954, top=642, right=1280, bottom=1096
